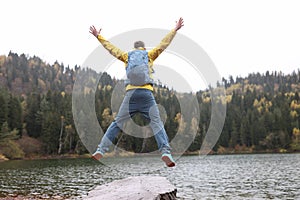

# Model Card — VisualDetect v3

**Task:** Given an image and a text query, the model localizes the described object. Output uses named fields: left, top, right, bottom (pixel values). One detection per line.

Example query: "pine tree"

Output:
left=0, top=122, right=18, bottom=143
left=8, top=95, right=22, bottom=134
left=230, top=120, right=239, bottom=148
left=25, top=93, right=41, bottom=137
left=0, top=94, right=8, bottom=128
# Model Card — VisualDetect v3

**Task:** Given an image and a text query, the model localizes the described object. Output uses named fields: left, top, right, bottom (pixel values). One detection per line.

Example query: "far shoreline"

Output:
left=1, top=149, right=300, bottom=162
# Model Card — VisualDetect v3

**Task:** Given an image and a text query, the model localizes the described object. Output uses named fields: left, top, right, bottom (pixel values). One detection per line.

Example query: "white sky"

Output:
left=1, top=0, right=300, bottom=91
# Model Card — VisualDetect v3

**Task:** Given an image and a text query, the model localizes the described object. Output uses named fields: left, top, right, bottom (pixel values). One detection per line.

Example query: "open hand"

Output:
left=174, top=17, right=184, bottom=31
left=89, top=25, right=102, bottom=38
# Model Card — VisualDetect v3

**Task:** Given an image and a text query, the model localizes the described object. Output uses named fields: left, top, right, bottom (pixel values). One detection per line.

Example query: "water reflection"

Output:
left=0, top=154, right=299, bottom=199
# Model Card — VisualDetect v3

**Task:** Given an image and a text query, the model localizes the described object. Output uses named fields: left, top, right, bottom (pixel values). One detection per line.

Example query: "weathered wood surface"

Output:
left=84, top=176, right=177, bottom=200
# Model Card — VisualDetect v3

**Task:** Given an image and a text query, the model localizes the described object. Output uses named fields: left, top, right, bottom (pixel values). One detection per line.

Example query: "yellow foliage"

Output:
left=291, top=128, right=300, bottom=150
left=103, top=85, right=112, bottom=92
left=21, top=100, right=27, bottom=112
left=106, top=85, right=112, bottom=91
left=253, top=99, right=259, bottom=107
left=219, top=95, right=231, bottom=104
left=84, top=87, right=91, bottom=94
left=243, top=84, right=263, bottom=93
left=201, top=92, right=209, bottom=99
left=37, top=78, right=46, bottom=91
left=203, top=97, right=211, bottom=103
left=257, top=106, right=263, bottom=113
left=291, top=84, right=300, bottom=91
left=279, top=148, right=287, bottom=153
left=101, top=108, right=114, bottom=128
left=190, top=117, right=199, bottom=133
left=290, top=100, right=300, bottom=110
left=253, top=97, right=272, bottom=112
left=53, top=63, right=60, bottom=71
left=293, top=128, right=300, bottom=136
left=290, top=110, right=298, bottom=118
left=65, top=124, right=72, bottom=130
left=0, top=140, right=25, bottom=159
left=174, top=113, right=182, bottom=122
left=226, top=83, right=242, bottom=94
left=285, top=92, right=295, bottom=97
left=226, top=95, right=232, bottom=103
left=0, top=55, right=6, bottom=66
left=102, top=108, right=111, bottom=117
left=174, top=113, right=186, bottom=134
left=0, top=154, right=8, bottom=161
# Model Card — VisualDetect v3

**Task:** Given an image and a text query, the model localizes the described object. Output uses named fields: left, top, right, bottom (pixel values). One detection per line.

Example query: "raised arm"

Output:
left=148, top=17, right=184, bottom=61
left=174, top=17, right=184, bottom=31
left=89, top=25, right=127, bottom=62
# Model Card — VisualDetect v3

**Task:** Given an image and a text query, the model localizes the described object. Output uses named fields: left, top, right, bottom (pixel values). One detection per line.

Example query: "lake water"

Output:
left=0, top=153, right=299, bottom=199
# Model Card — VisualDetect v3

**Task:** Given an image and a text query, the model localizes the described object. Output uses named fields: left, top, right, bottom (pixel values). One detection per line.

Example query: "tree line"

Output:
left=0, top=52, right=299, bottom=159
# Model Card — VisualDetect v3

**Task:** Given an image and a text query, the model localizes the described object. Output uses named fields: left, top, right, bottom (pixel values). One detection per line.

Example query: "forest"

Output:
left=0, top=52, right=300, bottom=160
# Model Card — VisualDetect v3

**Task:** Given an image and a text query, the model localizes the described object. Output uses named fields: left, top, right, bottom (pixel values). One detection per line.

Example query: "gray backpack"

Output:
left=125, top=50, right=153, bottom=86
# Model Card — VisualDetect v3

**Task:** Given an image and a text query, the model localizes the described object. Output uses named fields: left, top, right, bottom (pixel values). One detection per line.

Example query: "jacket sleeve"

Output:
left=96, top=35, right=127, bottom=63
left=148, top=29, right=177, bottom=61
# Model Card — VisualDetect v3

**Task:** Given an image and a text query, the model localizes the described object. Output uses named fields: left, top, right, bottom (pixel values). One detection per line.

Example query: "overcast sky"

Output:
left=1, top=0, right=300, bottom=91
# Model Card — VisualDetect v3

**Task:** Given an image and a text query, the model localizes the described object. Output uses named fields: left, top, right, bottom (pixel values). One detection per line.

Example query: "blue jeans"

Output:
left=96, top=89, right=171, bottom=155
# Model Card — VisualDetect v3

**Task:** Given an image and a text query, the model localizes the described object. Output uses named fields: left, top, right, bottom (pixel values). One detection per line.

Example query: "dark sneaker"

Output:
left=161, top=153, right=176, bottom=167
left=91, top=151, right=103, bottom=161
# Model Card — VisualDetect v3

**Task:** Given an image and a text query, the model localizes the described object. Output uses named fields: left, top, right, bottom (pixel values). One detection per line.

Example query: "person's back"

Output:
left=89, top=18, right=184, bottom=167
left=125, top=49, right=153, bottom=86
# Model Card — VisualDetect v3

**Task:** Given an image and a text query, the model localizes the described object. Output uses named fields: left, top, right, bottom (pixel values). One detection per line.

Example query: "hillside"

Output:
left=0, top=52, right=300, bottom=160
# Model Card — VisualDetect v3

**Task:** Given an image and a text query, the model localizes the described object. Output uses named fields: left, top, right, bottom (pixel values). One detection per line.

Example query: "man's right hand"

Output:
left=174, top=17, right=184, bottom=31
left=89, top=25, right=102, bottom=38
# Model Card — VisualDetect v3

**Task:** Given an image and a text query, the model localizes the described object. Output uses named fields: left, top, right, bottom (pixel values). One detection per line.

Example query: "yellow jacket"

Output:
left=96, top=29, right=177, bottom=91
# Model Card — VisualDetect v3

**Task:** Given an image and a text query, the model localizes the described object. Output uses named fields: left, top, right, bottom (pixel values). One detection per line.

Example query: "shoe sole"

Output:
left=162, top=156, right=175, bottom=167
left=91, top=153, right=103, bottom=161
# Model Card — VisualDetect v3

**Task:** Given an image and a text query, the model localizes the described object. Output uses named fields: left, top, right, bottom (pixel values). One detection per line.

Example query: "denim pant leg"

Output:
left=96, top=90, right=135, bottom=155
left=139, top=90, right=171, bottom=154
left=97, top=89, right=171, bottom=155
